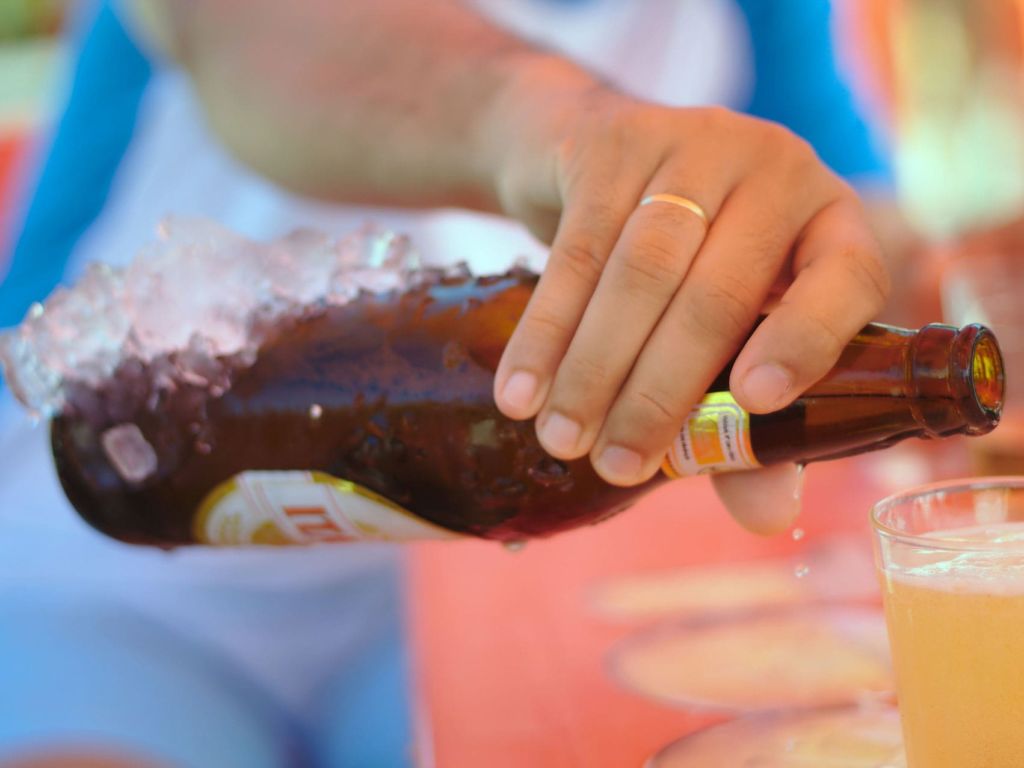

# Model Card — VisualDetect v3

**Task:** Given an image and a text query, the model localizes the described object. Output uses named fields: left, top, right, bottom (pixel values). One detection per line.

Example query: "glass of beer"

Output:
left=872, top=478, right=1024, bottom=767
left=943, top=251, right=1024, bottom=474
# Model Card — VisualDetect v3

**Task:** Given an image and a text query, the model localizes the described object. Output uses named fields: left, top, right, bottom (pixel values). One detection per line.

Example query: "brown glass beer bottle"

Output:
left=47, top=269, right=1003, bottom=547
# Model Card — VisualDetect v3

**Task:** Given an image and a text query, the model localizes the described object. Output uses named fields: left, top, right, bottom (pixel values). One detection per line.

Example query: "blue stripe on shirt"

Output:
left=735, top=0, right=891, bottom=182
left=0, top=1, right=151, bottom=329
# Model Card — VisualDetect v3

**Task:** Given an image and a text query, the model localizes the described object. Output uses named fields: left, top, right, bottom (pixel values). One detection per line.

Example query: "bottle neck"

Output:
left=746, top=322, right=1005, bottom=468
left=907, top=323, right=1003, bottom=436
left=800, top=322, right=1003, bottom=438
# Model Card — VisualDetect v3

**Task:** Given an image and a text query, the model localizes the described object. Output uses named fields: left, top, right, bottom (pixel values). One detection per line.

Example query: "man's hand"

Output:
left=488, top=72, right=890, bottom=511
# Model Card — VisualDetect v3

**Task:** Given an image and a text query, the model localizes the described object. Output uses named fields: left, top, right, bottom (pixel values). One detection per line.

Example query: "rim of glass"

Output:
left=871, top=475, right=1024, bottom=551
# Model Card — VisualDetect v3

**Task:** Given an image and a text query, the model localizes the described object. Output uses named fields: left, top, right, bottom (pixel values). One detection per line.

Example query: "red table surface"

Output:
left=0, top=131, right=28, bottom=261
left=407, top=445, right=963, bottom=768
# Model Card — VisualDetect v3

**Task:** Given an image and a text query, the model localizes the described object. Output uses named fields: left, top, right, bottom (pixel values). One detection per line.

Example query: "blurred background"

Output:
left=0, top=0, right=66, bottom=264
left=7, top=0, right=1024, bottom=296
left=2, top=2, right=1024, bottom=767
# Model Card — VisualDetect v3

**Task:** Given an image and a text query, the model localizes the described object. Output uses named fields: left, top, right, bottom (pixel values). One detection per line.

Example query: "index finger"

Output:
left=492, top=163, right=645, bottom=419
left=729, top=197, right=890, bottom=414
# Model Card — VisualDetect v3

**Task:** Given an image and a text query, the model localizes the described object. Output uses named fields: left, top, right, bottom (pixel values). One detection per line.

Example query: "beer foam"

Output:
left=0, top=217, right=447, bottom=417
left=883, top=522, right=1024, bottom=595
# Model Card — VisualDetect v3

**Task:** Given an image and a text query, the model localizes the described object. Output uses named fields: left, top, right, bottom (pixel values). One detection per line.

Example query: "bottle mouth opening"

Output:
left=966, top=326, right=1005, bottom=430
left=972, top=333, right=1005, bottom=411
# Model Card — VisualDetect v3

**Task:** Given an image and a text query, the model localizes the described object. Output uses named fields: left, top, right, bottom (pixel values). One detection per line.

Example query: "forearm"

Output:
left=127, top=0, right=596, bottom=209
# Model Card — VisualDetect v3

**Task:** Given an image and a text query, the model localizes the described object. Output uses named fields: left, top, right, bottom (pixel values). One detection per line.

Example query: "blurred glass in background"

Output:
left=843, top=0, right=1024, bottom=239
left=0, top=0, right=68, bottom=271
left=0, top=1, right=67, bottom=40
left=870, top=0, right=1024, bottom=473
left=887, top=0, right=1024, bottom=239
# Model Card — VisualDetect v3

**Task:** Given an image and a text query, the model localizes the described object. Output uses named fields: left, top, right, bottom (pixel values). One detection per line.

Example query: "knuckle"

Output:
left=757, top=119, right=803, bottom=154
left=583, top=196, right=620, bottom=228
left=767, top=135, right=825, bottom=189
left=630, top=387, right=682, bottom=425
left=523, top=301, right=576, bottom=340
left=784, top=133, right=818, bottom=167
left=510, top=292, right=579, bottom=360
left=683, top=278, right=759, bottom=343
left=735, top=223, right=791, bottom=271
left=845, top=247, right=891, bottom=311
left=621, top=227, right=687, bottom=291
left=754, top=121, right=824, bottom=176
left=694, top=105, right=736, bottom=133
left=799, top=311, right=847, bottom=358
left=602, top=390, right=681, bottom=460
left=788, top=145, right=826, bottom=188
left=555, top=238, right=606, bottom=283
left=561, top=352, right=614, bottom=393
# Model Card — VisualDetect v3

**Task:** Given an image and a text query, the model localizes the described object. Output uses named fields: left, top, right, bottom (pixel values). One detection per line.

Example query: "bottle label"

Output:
left=194, top=470, right=462, bottom=545
left=662, top=392, right=760, bottom=477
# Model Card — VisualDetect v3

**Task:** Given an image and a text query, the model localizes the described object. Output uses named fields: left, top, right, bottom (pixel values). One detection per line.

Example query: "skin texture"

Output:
left=125, top=0, right=891, bottom=532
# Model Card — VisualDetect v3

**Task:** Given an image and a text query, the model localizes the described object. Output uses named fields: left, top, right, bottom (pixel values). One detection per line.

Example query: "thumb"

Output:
left=710, top=463, right=804, bottom=536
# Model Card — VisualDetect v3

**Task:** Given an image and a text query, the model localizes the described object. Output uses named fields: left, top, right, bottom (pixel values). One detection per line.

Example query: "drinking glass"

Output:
left=872, top=477, right=1024, bottom=767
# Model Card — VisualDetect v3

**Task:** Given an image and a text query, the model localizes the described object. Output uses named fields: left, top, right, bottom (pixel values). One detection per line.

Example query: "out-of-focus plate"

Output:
left=610, top=606, right=893, bottom=713
left=591, top=537, right=879, bottom=623
left=647, top=706, right=905, bottom=767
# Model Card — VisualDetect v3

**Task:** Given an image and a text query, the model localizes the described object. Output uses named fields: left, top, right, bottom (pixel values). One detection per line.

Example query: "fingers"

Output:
left=729, top=197, right=890, bottom=414
left=493, top=105, right=739, bottom=427
left=587, top=160, right=833, bottom=484
left=711, top=463, right=805, bottom=535
left=533, top=186, right=723, bottom=462
left=493, top=159, right=646, bottom=420
left=492, top=101, right=890, bottom=497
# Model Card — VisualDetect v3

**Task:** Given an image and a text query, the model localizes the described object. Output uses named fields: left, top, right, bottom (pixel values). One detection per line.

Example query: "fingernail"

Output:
left=540, top=412, right=582, bottom=456
left=741, top=363, right=792, bottom=412
left=595, top=445, right=644, bottom=484
left=500, top=371, right=538, bottom=414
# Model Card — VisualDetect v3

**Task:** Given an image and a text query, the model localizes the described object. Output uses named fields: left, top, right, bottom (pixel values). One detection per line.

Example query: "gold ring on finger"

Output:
left=640, top=193, right=709, bottom=228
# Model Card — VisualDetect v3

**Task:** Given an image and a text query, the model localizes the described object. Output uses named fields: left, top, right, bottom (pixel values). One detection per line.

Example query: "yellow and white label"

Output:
left=663, top=392, right=760, bottom=477
left=194, top=471, right=462, bottom=546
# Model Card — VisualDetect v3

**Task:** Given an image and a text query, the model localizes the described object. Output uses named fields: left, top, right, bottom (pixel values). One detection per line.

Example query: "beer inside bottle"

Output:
left=42, top=268, right=1003, bottom=547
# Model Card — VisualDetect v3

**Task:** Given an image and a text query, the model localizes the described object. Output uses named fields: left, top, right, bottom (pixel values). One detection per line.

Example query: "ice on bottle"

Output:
left=0, top=217, right=427, bottom=419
